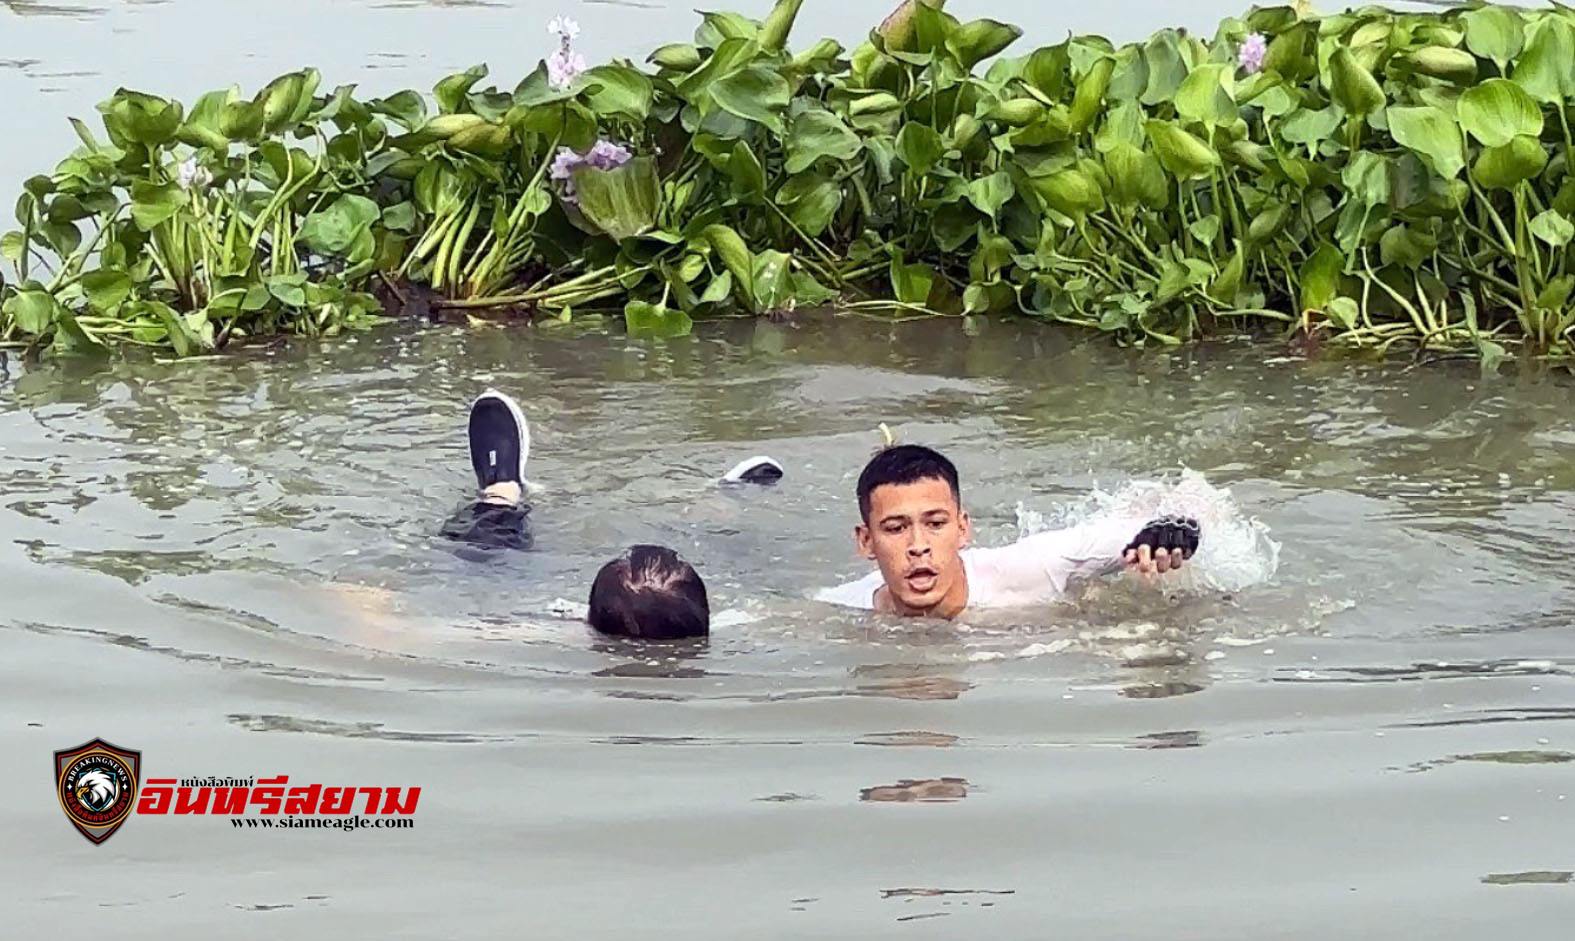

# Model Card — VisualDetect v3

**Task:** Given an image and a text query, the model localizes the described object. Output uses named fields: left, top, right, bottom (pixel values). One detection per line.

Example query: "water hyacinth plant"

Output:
left=5, top=0, right=1575, bottom=363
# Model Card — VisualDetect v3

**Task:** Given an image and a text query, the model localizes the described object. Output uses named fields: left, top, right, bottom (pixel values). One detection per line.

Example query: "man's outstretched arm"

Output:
left=970, top=515, right=1202, bottom=602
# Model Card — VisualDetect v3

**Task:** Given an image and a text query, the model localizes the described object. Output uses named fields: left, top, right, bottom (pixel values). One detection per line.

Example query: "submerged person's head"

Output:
left=588, top=545, right=710, bottom=640
left=854, top=445, right=972, bottom=617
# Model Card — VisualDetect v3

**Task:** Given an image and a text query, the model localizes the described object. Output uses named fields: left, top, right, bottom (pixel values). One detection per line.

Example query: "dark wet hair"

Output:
left=588, top=545, right=710, bottom=640
left=856, top=445, right=961, bottom=521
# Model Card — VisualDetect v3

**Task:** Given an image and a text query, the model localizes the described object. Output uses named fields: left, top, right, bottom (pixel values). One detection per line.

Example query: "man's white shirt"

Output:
left=816, top=516, right=1148, bottom=610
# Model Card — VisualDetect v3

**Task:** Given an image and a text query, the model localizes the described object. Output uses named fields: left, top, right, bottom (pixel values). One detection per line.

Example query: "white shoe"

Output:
left=468, top=389, right=530, bottom=491
left=721, top=456, right=784, bottom=485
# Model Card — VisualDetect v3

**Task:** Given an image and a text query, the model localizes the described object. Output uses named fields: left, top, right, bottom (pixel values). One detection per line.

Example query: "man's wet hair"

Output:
left=588, top=545, right=710, bottom=640
left=856, top=445, right=961, bottom=521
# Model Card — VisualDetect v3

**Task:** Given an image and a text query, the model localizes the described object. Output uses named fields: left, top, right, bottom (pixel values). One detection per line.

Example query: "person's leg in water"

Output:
left=441, top=390, right=534, bottom=552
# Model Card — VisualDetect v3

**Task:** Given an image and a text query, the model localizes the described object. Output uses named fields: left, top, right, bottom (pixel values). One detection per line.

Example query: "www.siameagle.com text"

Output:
left=137, top=776, right=421, bottom=825
left=230, top=816, right=415, bottom=830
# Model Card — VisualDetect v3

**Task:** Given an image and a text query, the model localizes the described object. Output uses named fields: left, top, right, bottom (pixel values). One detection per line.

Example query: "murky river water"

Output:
left=4, top=1, right=1574, bottom=938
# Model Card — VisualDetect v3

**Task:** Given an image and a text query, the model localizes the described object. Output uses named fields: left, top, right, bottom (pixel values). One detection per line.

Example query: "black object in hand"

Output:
left=1125, top=516, right=1201, bottom=558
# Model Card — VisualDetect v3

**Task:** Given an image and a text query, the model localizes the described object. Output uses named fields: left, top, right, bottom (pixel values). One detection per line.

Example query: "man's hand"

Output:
left=1123, top=516, right=1200, bottom=576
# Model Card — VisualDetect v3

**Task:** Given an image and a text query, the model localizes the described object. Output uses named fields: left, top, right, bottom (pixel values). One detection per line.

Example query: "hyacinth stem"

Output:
left=466, top=130, right=564, bottom=297
left=446, top=197, right=483, bottom=291
left=537, top=284, right=624, bottom=310
left=435, top=264, right=625, bottom=309
left=763, top=199, right=843, bottom=284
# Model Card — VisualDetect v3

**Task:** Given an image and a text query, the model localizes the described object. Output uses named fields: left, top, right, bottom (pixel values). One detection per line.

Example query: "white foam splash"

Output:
left=1015, top=470, right=1280, bottom=594
left=711, top=608, right=763, bottom=630
left=967, top=639, right=1075, bottom=662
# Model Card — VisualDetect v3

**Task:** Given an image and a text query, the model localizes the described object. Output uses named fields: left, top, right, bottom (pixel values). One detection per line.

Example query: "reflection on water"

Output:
left=755, top=792, right=819, bottom=803
left=857, top=676, right=973, bottom=701
left=226, top=712, right=517, bottom=744
left=14, top=618, right=381, bottom=683
left=1279, top=659, right=1575, bottom=684
left=1481, top=871, right=1574, bottom=885
left=1, top=0, right=103, bottom=17
left=1131, top=730, right=1205, bottom=749
left=589, top=637, right=712, bottom=679
left=882, top=887, right=1015, bottom=922
left=1120, top=681, right=1206, bottom=699
left=860, top=778, right=971, bottom=803
left=1403, top=751, right=1575, bottom=774
left=855, top=731, right=961, bottom=747
left=881, top=887, right=1015, bottom=898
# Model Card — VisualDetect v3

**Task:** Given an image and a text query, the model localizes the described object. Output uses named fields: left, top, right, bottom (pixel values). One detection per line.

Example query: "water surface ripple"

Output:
left=3, top=0, right=1574, bottom=936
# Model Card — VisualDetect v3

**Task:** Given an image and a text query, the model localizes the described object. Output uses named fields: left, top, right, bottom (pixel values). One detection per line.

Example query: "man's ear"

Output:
left=959, top=510, right=972, bottom=549
left=855, top=523, right=876, bottom=560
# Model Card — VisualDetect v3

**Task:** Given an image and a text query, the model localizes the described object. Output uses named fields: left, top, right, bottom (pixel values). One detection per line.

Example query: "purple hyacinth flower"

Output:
left=551, top=140, right=634, bottom=205
left=585, top=139, right=632, bottom=170
left=547, top=16, right=581, bottom=42
left=546, top=47, right=587, bottom=90
left=1239, top=33, right=1268, bottom=74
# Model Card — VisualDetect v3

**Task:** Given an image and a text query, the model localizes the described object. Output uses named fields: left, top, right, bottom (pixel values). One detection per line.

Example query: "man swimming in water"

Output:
left=817, top=445, right=1201, bottom=617
left=446, top=390, right=709, bottom=639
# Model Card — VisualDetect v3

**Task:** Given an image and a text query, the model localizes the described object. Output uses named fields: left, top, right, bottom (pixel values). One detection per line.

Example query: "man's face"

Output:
left=855, top=477, right=971, bottom=615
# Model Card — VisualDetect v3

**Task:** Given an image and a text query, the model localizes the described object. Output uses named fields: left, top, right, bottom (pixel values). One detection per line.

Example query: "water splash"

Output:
left=1015, top=469, right=1280, bottom=594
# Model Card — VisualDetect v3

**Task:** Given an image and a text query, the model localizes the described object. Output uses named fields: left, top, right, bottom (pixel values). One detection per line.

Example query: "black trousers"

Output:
left=440, top=501, right=534, bottom=552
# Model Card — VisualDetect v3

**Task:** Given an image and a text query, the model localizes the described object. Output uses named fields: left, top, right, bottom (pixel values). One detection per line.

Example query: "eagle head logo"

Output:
left=74, top=769, right=119, bottom=812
